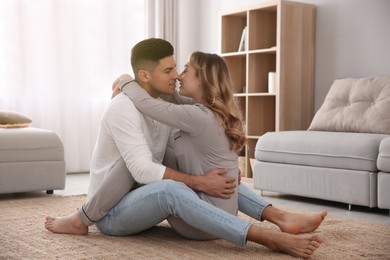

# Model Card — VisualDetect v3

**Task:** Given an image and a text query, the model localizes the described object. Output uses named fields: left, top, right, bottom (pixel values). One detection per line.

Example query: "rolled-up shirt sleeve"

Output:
left=104, top=96, right=166, bottom=184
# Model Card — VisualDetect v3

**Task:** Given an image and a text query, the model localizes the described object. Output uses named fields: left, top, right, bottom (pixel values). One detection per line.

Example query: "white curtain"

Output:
left=146, top=0, right=178, bottom=50
left=0, top=0, right=145, bottom=173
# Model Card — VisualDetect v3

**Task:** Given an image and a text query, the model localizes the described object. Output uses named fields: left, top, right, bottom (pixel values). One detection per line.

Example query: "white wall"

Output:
left=183, top=0, right=390, bottom=111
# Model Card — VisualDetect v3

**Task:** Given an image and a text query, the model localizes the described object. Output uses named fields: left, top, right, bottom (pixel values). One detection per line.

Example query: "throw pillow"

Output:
left=308, top=76, right=390, bottom=134
left=0, top=110, right=32, bottom=128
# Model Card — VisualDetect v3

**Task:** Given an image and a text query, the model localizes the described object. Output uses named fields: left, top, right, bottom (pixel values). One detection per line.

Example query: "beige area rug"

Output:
left=1, top=195, right=389, bottom=260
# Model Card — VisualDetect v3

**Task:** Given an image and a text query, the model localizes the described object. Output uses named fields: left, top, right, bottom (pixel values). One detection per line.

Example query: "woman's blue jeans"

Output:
left=96, top=180, right=270, bottom=246
left=238, top=181, right=271, bottom=220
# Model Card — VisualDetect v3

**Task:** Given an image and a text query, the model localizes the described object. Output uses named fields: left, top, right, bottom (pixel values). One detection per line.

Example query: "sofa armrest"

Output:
left=378, top=137, right=390, bottom=172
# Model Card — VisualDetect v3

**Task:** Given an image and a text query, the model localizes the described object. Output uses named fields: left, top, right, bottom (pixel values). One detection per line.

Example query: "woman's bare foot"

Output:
left=247, top=226, right=325, bottom=259
left=45, top=212, right=88, bottom=235
left=268, top=231, right=324, bottom=259
left=262, top=206, right=327, bottom=234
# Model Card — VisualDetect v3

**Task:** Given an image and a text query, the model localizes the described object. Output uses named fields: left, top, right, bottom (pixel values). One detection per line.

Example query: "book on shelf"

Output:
left=238, top=26, right=247, bottom=52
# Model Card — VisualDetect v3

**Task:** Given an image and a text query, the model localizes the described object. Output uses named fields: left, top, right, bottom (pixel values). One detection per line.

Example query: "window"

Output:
left=0, top=0, right=145, bottom=172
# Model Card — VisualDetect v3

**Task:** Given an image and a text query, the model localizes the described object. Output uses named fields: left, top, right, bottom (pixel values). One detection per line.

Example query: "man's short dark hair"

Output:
left=131, top=38, right=174, bottom=76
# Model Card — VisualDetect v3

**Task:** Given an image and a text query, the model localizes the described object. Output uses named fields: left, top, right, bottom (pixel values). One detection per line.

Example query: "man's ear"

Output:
left=138, top=70, right=151, bottom=83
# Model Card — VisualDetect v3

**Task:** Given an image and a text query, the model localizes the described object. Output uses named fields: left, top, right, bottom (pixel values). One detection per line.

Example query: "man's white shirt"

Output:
left=88, top=93, right=171, bottom=198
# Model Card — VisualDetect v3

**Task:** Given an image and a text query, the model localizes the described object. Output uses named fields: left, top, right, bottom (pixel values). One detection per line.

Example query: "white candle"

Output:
left=268, top=72, right=276, bottom=93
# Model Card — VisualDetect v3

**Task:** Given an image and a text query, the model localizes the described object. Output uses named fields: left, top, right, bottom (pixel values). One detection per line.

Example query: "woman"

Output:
left=119, top=51, right=326, bottom=239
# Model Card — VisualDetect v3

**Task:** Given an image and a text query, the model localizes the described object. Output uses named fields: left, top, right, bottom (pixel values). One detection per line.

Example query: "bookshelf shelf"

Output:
left=221, top=0, right=316, bottom=177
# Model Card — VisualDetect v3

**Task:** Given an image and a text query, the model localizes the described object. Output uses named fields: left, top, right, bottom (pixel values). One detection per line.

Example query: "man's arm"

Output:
left=163, top=167, right=236, bottom=199
left=161, top=129, right=236, bottom=198
left=107, top=96, right=166, bottom=184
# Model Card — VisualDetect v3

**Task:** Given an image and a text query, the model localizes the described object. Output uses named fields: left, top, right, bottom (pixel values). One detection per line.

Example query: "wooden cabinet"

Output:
left=221, top=0, right=316, bottom=177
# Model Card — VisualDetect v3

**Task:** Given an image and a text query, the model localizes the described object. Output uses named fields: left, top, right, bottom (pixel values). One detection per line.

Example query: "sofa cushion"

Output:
left=0, top=127, right=64, bottom=163
left=255, top=131, right=389, bottom=171
left=378, top=137, right=390, bottom=172
left=308, top=76, right=390, bottom=134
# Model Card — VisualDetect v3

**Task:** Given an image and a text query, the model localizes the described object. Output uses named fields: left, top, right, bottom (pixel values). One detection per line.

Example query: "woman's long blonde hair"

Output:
left=189, top=51, right=247, bottom=153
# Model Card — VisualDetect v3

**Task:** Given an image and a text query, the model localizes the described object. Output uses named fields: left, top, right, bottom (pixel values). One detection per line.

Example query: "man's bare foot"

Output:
left=262, top=206, right=327, bottom=234
left=45, top=212, right=88, bottom=235
left=248, top=226, right=325, bottom=259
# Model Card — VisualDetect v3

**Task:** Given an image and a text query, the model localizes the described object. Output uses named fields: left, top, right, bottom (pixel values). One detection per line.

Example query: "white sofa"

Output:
left=0, top=127, right=66, bottom=194
left=378, top=137, right=390, bottom=210
left=253, top=76, right=390, bottom=212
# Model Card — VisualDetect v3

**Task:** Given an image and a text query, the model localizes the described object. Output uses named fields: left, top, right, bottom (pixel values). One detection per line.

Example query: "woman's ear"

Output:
left=138, top=70, right=150, bottom=83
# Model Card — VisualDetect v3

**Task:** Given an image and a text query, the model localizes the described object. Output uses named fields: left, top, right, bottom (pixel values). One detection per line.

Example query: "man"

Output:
left=45, top=38, right=236, bottom=234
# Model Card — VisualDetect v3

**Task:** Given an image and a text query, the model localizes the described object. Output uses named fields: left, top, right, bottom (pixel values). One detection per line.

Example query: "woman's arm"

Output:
left=160, top=92, right=195, bottom=105
left=112, top=74, right=194, bottom=105
left=122, top=81, right=208, bottom=135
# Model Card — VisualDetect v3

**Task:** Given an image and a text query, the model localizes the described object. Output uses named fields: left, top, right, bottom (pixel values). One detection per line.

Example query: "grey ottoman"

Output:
left=0, top=127, right=66, bottom=194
